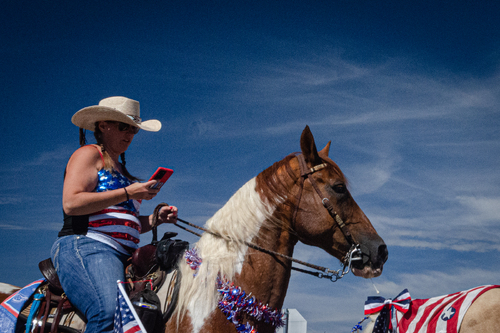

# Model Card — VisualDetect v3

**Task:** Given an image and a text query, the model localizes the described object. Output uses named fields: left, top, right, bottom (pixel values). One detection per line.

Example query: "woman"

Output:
left=51, top=96, right=177, bottom=332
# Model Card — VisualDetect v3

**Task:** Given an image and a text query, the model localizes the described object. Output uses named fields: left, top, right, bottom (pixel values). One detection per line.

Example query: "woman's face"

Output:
left=98, top=121, right=139, bottom=154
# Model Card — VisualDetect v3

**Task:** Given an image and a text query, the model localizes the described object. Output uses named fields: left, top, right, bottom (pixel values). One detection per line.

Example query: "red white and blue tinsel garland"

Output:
left=185, top=247, right=203, bottom=274
left=184, top=248, right=285, bottom=333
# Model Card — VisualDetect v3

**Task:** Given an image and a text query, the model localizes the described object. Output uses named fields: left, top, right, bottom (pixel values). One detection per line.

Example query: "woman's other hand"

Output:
left=125, top=180, right=161, bottom=201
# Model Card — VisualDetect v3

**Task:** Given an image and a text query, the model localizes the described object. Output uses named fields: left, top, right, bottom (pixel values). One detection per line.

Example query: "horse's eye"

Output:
left=332, top=184, right=347, bottom=194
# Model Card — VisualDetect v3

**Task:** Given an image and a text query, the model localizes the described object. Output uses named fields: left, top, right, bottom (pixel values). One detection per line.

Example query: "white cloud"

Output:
left=456, top=196, right=500, bottom=222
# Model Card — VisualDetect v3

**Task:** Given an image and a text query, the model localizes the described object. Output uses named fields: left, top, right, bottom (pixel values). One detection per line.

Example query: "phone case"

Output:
left=149, top=167, right=174, bottom=189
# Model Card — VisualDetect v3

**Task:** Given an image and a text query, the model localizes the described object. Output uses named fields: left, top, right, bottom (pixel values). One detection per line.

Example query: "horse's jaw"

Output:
left=352, top=266, right=383, bottom=279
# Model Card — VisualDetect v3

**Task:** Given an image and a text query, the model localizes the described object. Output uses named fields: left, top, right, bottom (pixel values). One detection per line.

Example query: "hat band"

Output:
left=127, top=115, right=142, bottom=124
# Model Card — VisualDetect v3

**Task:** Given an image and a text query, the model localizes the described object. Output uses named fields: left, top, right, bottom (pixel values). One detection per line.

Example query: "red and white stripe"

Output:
left=87, top=206, right=141, bottom=253
left=395, top=285, right=498, bottom=333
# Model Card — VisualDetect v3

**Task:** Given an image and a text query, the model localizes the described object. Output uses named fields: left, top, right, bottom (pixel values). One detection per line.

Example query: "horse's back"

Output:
left=0, top=282, right=20, bottom=303
left=460, top=288, right=500, bottom=333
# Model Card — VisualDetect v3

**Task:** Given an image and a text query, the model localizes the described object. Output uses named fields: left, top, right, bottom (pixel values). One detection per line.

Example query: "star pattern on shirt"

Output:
left=94, top=169, right=137, bottom=212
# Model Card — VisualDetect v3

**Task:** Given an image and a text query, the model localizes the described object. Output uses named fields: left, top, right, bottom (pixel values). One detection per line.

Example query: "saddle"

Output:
left=11, top=258, right=83, bottom=333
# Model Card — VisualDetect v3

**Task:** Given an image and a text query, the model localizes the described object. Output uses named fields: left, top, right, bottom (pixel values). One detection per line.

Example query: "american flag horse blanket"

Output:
left=358, top=285, right=500, bottom=333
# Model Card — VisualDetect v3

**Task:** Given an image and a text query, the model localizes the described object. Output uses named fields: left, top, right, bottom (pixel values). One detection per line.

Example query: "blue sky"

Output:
left=1, top=1, right=499, bottom=332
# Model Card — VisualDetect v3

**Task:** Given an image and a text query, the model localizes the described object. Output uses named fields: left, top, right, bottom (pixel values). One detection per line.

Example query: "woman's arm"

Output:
left=63, top=146, right=160, bottom=216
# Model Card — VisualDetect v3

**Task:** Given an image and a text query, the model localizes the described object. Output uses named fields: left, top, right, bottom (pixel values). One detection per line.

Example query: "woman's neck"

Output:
left=99, top=144, right=121, bottom=161
left=96, top=143, right=123, bottom=173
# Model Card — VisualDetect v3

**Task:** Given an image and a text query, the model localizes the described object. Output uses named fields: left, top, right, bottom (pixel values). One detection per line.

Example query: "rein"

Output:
left=174, top=218, right=359, bottom=282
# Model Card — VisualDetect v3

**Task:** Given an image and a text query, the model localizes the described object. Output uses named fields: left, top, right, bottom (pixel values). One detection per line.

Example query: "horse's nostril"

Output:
left=378, top=244, right=388, bottom=263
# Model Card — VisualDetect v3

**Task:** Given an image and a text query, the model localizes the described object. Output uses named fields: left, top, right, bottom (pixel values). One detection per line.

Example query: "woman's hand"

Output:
left=157, top=205, right=178, bottom=224
left=125, top=180, right=161, bottom=201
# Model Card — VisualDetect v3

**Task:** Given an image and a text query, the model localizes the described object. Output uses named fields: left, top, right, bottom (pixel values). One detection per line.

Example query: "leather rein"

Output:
left=173, top=154, right=361, bottom=282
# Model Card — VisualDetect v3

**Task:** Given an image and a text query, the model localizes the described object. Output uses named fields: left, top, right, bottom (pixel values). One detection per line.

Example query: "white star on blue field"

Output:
left=1, top=1, right=499, bottom=332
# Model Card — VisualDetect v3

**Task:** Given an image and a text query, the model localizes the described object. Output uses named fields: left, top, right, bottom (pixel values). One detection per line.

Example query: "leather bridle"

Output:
left=292, top=154, right=360, bottom=261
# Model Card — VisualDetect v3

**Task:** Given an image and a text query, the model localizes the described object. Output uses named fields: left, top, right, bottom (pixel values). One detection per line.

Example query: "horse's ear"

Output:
left=319, top=141, right=331, bottom=157
left=300, top=125, right=322, bottom=165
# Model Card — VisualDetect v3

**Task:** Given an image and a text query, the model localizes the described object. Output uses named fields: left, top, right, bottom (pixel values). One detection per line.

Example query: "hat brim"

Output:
left=72, top=106, right=162, bottom=132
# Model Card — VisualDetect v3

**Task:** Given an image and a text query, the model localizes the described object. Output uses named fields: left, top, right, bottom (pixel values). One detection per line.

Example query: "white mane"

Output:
left=176, top=177, right=275, bottom=332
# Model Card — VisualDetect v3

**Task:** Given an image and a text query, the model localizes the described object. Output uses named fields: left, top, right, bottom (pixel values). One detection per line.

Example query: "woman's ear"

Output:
left=98, top=121, right=109, bottom=132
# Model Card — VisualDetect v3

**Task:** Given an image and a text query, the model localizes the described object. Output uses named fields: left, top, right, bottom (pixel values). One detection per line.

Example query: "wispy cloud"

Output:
left=240, top=56, right=500, bottom=134
left=26, top=144, right=73, bottom=166
left=0, top=223, right=29, bottom=230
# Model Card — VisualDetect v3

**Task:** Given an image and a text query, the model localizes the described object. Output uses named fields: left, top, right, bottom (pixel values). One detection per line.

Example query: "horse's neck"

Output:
left=235, top=215, right=296, bottom=309
left=229, top=164, right=298, bottom=309
left=201, top=175, right=295, bottom=308
left=173, top=169, right=299, bottom=332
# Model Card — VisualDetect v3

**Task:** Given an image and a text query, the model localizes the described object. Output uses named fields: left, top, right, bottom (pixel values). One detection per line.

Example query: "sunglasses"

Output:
left=113, top=121, right=140, bottom=134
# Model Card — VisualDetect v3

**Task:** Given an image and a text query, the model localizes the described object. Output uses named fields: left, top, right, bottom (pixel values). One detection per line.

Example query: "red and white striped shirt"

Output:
left=86, top=168, right=141, bottom=254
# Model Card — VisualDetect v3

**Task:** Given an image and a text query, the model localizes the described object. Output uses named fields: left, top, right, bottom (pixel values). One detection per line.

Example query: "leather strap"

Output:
left=39, top=258, right=63, bottom=294
left=50, top=295, right=69, bottom=333
left=151, top=203, right=169, bottom=244
left=294, top=154, right=355, bottom=246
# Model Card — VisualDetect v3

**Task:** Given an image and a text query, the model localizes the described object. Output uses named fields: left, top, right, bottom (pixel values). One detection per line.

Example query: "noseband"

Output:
left=292, top=154, right=360, bottom=263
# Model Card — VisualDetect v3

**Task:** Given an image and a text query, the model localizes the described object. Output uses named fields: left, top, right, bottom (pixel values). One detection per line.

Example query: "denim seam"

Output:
left=73, top=236, right=109, bottom=331
left=52, top=243, right=60, bottom=271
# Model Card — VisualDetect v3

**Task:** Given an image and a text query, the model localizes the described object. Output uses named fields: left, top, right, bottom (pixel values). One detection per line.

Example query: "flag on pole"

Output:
left=114, top=280, right=147, bottom=333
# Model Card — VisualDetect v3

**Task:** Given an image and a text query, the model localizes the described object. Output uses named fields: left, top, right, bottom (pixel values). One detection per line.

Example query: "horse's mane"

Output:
left=175, top=155, right=301, bottom=323
left=175, top=176, right=277, bottom=322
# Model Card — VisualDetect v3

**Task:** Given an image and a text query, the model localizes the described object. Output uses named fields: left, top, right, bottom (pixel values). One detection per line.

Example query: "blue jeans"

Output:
left=51, top=235, right=130, bottom=333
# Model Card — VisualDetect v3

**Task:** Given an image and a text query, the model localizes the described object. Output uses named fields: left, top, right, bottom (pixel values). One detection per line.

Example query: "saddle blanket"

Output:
left=0, top=279, right=44, bottom=333
left=393, top=284, right=499, bottom=333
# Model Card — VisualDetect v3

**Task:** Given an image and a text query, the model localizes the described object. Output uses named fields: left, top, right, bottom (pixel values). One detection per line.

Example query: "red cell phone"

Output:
left=148, top=167, right=174, bottom=189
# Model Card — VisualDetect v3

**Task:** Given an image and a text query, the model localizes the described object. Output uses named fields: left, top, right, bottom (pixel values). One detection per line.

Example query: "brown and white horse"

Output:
left=165, top=126, right=388, bottom=333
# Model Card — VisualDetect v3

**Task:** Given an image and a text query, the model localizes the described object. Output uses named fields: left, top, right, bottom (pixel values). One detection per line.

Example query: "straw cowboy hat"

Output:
left=71, top=96, right=162, bottom=132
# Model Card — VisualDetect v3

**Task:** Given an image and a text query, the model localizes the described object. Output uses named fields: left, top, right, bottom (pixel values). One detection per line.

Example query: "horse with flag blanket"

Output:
left=354, top=285, right=500, bottom=333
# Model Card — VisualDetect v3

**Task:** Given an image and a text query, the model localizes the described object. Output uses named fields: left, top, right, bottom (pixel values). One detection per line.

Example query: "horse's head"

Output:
left=291, top=126, right=388, bottom=278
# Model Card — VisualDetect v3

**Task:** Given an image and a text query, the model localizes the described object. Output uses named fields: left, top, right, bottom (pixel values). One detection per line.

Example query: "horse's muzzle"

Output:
left=351, top=242, right=388, bottom=273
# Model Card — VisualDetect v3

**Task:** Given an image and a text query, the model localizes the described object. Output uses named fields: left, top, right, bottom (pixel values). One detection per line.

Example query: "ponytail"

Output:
left=120, top=152, right=140, bottom=182
left=79, top=128, right=87, bottom=147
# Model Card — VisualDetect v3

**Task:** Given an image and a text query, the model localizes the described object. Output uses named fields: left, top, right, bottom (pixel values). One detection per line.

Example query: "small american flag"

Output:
left=114, top=281, right=147, bottom=333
